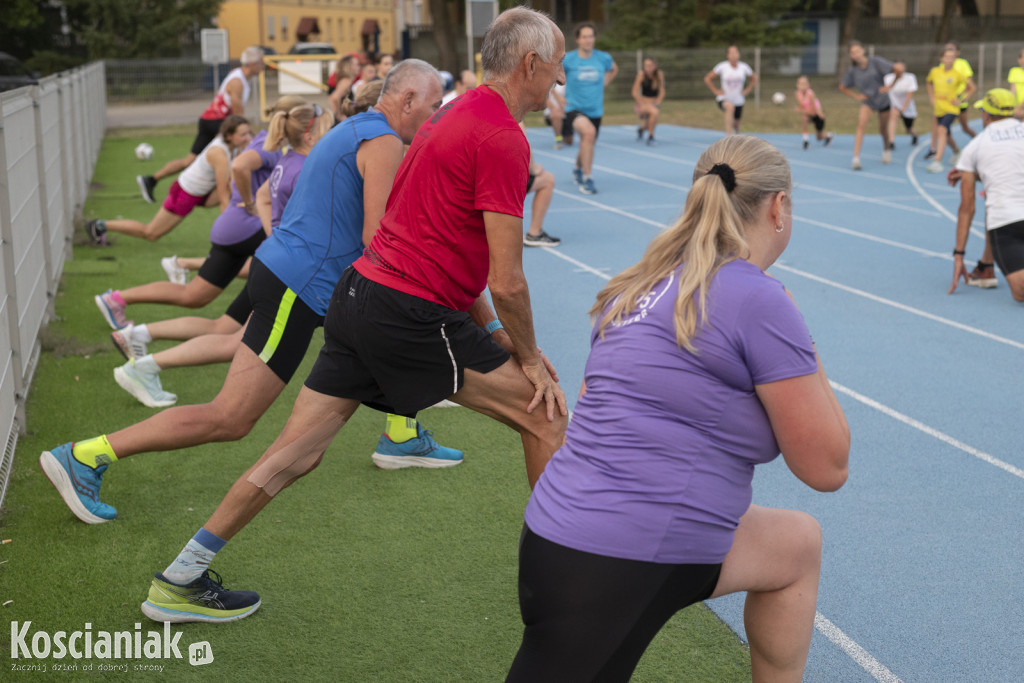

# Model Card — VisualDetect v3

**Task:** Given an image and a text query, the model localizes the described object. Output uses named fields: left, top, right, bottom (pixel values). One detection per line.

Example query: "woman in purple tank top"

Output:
left=509, top=135, right=850, bottom=682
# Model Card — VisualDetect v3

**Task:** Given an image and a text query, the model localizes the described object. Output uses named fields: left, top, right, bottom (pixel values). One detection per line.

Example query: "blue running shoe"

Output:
left=39, top=443, right=117, bottom=524
left=141, top=570, right=261, bottom=623
left=572, top=166, right=583, bottom=185
left=371, top=424, right=464, bottom=469
left=579, top=177, right=597, bottom=195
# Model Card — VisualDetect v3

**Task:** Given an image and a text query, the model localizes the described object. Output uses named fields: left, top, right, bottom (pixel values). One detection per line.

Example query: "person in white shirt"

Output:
left=703, top=46, right=758, bottom=135
left=545, top=83, right=567, bottom=149
left=949, top=89, right=1024, bottom=300
left=883, top=59, right=919, bottom=148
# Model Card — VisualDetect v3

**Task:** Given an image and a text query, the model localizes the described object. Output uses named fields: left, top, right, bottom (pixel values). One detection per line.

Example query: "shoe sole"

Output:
left=967, top=279, right=998, bottom=289
left=371, top=453, right=463, bottom=470
left=95, top=294, right=128, bottom=330
left=141, top=600, right=261, bottom=623
left=39, top=451, right=112, bottom=525
left=136, top=176, right=154, bottom=204
left=114, top=366, right=176, bottom=408
left=523, top=240, right=560, bottom=248
left=430, top=399, right=460, bottom=408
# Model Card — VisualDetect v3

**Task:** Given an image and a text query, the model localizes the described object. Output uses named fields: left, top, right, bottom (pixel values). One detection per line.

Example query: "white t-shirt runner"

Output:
left=956, top=117, right=1024, bottom=231
left=883, top=72, right=918, bottom=119
left=713, top=61, right=754, bottom=106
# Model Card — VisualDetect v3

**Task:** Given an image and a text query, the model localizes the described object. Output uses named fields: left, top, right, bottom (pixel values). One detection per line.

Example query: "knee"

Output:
left=206, top=402, right=259, bottom=441
left=181, top=289, right=216, bottom=309
left=789, top=511, right=823, bottom=561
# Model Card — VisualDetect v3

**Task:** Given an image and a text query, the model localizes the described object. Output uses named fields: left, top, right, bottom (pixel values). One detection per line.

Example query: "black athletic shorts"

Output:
left=563, top=111, right=602, bottom=139
left=716, top=99, right=744, bottom=120
left=240, top=258, right=324, bottom=383
left=198, top=231, right=266, bottom=289
left=810, top=114, right=825, bottom=132
left=526, top=173, right=537, bottom=193
left=191, top=117, right=224, bottom=155
left=304, top=268, right=510, bottom=416
left=507, top=525, right=723, bottom=681
left=901, top=114, right=916, bottom=131
left=223, top=285, right=253, bottom=325
left=990, top=219, right=1024, bottom=276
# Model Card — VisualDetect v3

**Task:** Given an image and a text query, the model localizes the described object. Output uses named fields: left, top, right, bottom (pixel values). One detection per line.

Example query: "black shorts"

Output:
left=716, top=99, right=744, bottom=120
left=901, top=114, right=916, bottom=131
left=304, top=268, right=510, bottom=416
left=936, top=113, right=957, bottom=130
left=198, top=231, right=266, bottom=289
left=507, top=526, right=723, bottom=681
left=240, top=258, right=324, bottom=383
left=564, top=111, right=602, bottom=139
left=191, top=117, right=224, bottom=155
left=526, top=173, right=537, bottom=193
left=223, top=285, right=253, bottom=325
left=990, top=219, right=1024, bottom=276
left=810, top=114, right=825, bottom=132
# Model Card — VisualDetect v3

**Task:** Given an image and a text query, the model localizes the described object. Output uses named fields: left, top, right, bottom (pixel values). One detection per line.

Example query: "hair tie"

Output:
left=706, top=163, right=736, bottom=193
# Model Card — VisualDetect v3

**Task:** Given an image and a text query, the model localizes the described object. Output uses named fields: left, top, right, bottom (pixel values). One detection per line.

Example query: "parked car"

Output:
left=288, top=43, right=337, bottom=56
left=0, top=52, right=39, bottom=93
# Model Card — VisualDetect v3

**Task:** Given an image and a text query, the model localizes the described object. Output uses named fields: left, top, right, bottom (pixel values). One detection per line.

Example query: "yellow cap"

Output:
left=974, top=88, right=1016, bottom=116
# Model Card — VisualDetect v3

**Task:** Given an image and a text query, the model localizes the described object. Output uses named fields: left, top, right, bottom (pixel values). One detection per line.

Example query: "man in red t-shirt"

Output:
left=137, top=7, right=569, bottom=623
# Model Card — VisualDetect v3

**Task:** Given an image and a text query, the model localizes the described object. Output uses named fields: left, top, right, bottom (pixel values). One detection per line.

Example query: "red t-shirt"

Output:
left=354, top=85, right=529, bottom=311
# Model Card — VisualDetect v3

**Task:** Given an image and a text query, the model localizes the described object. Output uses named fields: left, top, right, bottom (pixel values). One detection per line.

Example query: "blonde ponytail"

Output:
left=591, top=135, right=791, bottom=352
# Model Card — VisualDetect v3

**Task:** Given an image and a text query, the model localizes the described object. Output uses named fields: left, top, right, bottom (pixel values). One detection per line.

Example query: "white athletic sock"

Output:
left=134, top=324, right=153, bottom=344
left=802, top=133, right=809, bottom=142
left=134, top=354, right=161, bottom=374
left=162, top=529, right=226, bottom=585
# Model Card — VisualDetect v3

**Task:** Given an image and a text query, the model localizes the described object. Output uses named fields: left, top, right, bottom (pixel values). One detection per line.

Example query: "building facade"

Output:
left=217, top=0, right=397, bottom=57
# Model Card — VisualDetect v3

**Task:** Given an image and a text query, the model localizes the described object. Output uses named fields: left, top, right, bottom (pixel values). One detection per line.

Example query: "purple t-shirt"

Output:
left=268, top=151, right=308, bottom=228
left=525, top=259, right=818, bottom=564
left=210, top=130, right=282, bottom=245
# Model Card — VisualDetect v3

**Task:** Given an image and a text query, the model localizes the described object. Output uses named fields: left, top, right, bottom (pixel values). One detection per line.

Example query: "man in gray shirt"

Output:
left=840, top=41, right=894, bottom=170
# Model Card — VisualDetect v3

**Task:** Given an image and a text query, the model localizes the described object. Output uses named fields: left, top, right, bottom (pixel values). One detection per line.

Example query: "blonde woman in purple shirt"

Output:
left=508, top=135, right=850, bottom=682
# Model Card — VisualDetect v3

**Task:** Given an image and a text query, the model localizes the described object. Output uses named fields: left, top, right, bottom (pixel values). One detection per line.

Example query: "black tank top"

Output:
left=641, top=74, right=659, bottom=98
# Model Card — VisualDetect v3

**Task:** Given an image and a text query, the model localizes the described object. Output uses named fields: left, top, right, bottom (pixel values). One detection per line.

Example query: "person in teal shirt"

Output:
left=562, top=22, right=617, bottom=196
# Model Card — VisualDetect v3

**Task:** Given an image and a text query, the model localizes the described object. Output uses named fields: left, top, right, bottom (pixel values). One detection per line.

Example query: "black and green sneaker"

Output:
left=141, top=569, right=260, bottom=623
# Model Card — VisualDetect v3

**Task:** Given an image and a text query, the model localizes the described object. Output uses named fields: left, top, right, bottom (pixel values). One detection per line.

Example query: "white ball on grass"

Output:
left=135, top=143, right=154, bottom=161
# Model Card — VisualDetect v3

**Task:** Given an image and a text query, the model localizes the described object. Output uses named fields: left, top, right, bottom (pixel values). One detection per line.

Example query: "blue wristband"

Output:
left=484, top=319, right=503, bottom=335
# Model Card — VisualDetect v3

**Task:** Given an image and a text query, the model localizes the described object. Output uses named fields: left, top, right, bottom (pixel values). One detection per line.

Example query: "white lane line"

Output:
left=797, top=184, right=943, bottom=217
left=551, top=189, right=666, bottom=228
left=773, top=263, right=1024, bottom=351
left=540, top=246, right=614, bottom=280
left=830, top=382, right=1024, bottom=480
left=795, top=216, right=977, bottom=265
left=534, top=149, right=690, bottom=192
left=814, top=613, right=903, bottom=683
left=904, top=142, right=986, bottom=239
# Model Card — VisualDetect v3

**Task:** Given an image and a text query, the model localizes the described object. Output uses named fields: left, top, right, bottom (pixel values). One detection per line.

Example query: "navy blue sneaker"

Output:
left=142, top=570, right=261, bottom=623
left=371, top=424, right=464, bottom=469
left=572, top=166, right=583, bottom=185
left=39, top=443, right=117, bottom=524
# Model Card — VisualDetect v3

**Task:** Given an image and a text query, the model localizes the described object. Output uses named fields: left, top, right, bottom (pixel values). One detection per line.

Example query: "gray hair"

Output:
left=381, top=58, right=442, bottom=97
left=480, top=7, right=557, bottom=80
left=241, top=46, right=264, bottom=65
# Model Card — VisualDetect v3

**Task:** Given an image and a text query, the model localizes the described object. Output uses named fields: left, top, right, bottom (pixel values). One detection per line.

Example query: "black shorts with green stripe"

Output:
left=240, top=258, right=324, bottom=383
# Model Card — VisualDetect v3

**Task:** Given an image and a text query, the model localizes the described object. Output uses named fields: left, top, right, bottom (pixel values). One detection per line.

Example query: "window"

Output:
left=282, top=16, right=288, bottom=41
left=268, top=16, right=276, bottom=40
left=326, top=17, right=332, bottom=43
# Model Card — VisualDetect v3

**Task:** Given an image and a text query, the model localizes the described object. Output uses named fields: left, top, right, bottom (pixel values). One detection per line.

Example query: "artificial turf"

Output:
left=0, top=133, right=752, bottom=681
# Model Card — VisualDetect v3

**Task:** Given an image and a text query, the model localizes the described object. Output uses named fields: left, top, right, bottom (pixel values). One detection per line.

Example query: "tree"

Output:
left=428, top=0, right=461, bottom=74
left=603, top=0, right=812, bottom=49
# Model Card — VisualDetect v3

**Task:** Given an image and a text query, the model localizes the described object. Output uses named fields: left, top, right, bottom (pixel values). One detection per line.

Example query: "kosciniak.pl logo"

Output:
left=9, top=621, right=214, bottom=672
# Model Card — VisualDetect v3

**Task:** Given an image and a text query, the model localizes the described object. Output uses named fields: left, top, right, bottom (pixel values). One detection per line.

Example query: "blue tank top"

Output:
left=254, top=110, right=400, bottom=315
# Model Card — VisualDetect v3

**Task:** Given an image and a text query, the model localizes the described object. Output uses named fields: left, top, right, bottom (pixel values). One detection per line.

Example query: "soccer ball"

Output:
left=135, top=143, right=154, bottom=161
left=771, top=92, right=786, bottom=106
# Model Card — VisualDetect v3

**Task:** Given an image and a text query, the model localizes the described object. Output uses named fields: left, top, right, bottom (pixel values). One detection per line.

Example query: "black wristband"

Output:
left=953, top=249, right=966, bottom=256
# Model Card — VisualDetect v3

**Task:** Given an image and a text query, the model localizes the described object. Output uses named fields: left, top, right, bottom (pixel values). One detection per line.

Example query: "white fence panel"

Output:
left=0, top=62, right=105, bottom=509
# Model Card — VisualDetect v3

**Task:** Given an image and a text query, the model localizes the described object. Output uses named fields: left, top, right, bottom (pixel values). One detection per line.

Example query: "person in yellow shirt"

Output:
left=946, top=42, right=978, bottom=138
left=926, top=47, right=972, bottom=173
left=1008, top=48, right=1024, bottom=119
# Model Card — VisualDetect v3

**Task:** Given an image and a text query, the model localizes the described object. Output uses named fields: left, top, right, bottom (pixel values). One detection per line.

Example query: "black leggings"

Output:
left=507, top=526, right=722, bottom=682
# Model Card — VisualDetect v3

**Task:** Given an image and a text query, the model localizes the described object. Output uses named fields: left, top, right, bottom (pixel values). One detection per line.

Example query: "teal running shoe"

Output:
left=371, top=424, right=464, bottom=469
left=39, top=443, right=117, bottom=524
left=141, top=570, right=261, bottom=623
left=572, top=166, right=583, bottom=185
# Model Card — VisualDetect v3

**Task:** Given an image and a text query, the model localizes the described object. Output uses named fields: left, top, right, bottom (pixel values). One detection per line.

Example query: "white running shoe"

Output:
left=161, top=256, right=187, bottom=285
left=110, top=324, right=148, bottom=361
left=851, top=158, right=862, bottom=170
left=881, top=149, right=892, bottom=164
left=114, top=362, right=176, bottom=408
left=925, top=160, right=943, bottom=173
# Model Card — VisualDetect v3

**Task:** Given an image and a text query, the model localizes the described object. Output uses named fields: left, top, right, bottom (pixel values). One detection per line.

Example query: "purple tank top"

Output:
left=268, top=151, right=308, bottom=228
left=210, top=130, right=282, bottom=245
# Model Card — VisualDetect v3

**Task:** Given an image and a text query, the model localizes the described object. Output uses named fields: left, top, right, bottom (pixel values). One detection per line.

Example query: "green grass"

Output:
left=0, top=132, right=752, bottom=680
